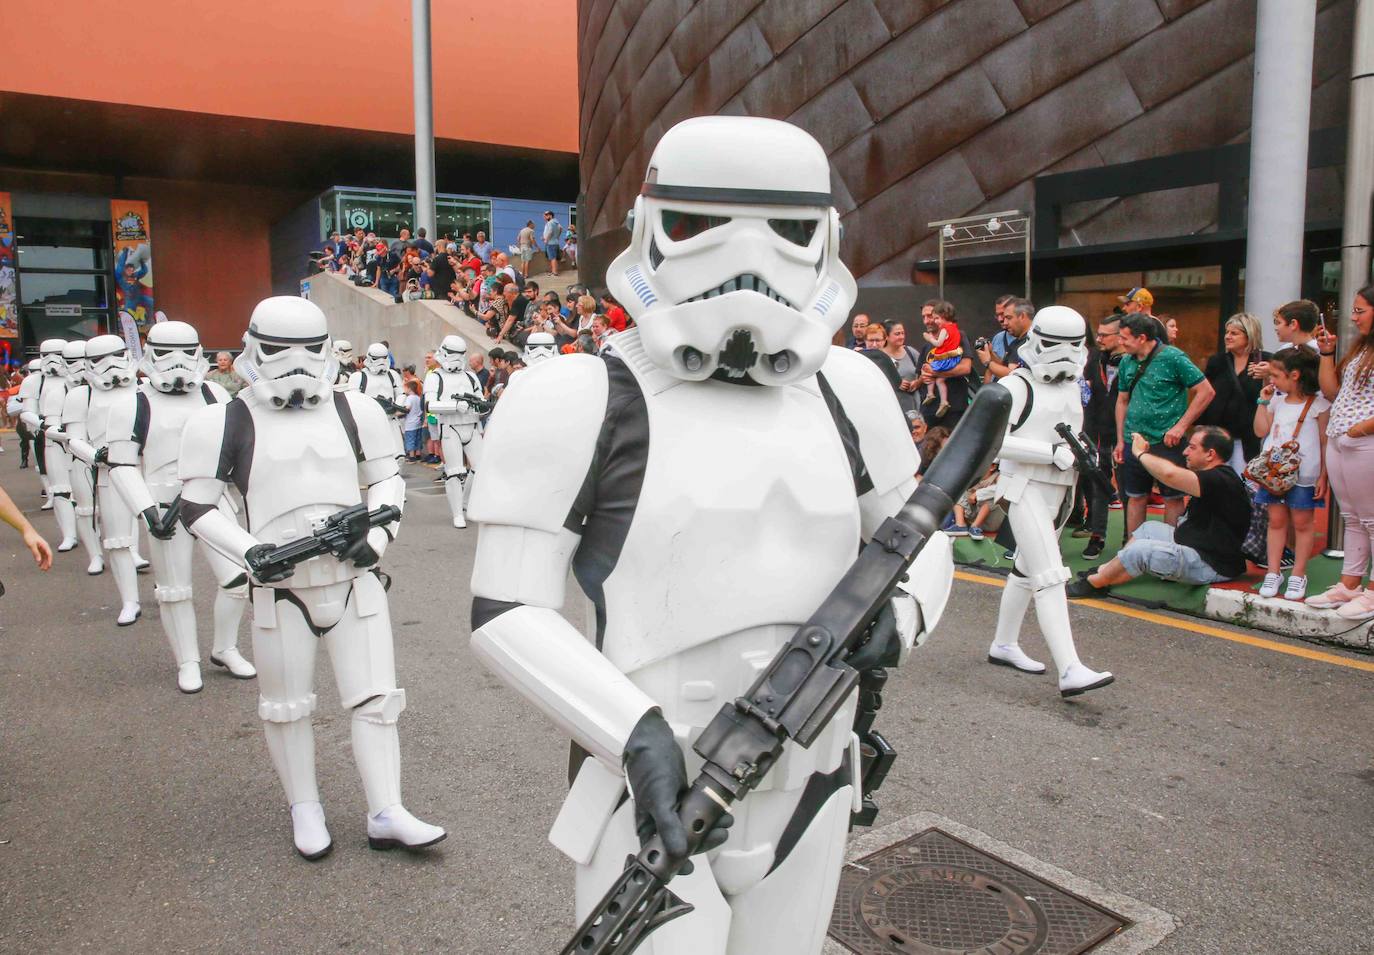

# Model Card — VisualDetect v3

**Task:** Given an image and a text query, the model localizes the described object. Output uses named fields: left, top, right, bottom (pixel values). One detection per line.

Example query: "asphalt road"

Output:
left=0, top=453, right=1370, bottom=954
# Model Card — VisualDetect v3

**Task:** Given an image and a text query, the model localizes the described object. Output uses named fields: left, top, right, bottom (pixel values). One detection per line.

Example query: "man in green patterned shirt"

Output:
left=1113, top=313, right=1215, bottom=536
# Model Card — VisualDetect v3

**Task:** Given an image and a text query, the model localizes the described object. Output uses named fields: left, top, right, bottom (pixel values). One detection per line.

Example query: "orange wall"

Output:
left=2, top=0, right=578, bottom=154
left=2, top=167, right=307, bottom=349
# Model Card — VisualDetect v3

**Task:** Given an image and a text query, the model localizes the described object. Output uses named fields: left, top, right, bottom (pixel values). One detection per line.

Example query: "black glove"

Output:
left=141, top=506, right=176, bottom=541
left=337, top=530, right=380, bottom=568
left=847, top=598, right=903, bottom=672
left=244, top=543, right=293, bottom=583
left=623, top=710, right=733, bottom=875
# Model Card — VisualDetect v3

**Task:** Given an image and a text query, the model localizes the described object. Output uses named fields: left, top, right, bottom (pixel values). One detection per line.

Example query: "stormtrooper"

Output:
left=104, top=320, right=256, bottom=693
left=422, top=334, right=485, bottom=528
left=20, top=339, right=78, bottom=549
left=17, top=354, right=55, bottom=512
left=468, top=116, right=954, bottom=954
left=522, top=330, right=559, bottom=366
left=331, top=339, right=355, bottom=391
left=348, top=342, right=405, bottom=416
left=52, top=335, right=144, bottom=625
left=177, top=297, right=444, bottom=860
left=60, top=341, right=105, bottom=575
left=986, top=305, right=1114, bottom=697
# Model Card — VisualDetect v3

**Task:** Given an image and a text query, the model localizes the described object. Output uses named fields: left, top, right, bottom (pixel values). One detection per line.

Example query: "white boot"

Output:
left=988, top=574, right=1042, bottom=672
left=263, top=719, right=327, bottom=859
left=75, top=509, right=102, bottom=573
left=367, top=805, right=447, bottom=851
left=109, top=548, right=141, bottom=626
left=211, top=647, right=257, bottom=679
left=53, top=497, right=77, bottom=550
left=86, top=554, right=105, bottom=576
left=987, top=643, right=1046, bottom=674
left=290, top=801, right=333, bottom=861
left=1035, top=583, right=1114, bottom=698
left=177, top=661, right=204, bottom=694
left=444, top=476, right=466, bottom=528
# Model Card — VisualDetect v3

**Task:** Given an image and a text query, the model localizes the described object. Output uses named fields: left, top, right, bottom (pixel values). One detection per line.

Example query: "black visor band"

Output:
left=642, top=183, right=833, bottom=207
left=248, top=325, right=329, bottom=346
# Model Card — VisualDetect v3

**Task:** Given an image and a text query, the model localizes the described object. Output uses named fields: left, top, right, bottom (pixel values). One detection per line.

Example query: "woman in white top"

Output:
left=1313, top=285, right=1374, bottom=617
left=1252, top=347, right=1329, bottom=599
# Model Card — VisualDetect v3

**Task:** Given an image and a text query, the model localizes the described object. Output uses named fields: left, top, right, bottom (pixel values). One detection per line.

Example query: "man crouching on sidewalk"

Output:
left=1068, top=426, right=1251, bottom=597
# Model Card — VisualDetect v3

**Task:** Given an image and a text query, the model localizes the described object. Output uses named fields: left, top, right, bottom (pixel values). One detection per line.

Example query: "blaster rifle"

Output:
left=245, top=503, right=401, bottom=583
left=374, top=395, right=406, bottom=418
left=457, top=393, right=494, bottom=415
left=1053, top=423, right=1113, bottom=495
left=850, top=667, right=896, bottom=828
left=560, top=385, right=1012, bottom=955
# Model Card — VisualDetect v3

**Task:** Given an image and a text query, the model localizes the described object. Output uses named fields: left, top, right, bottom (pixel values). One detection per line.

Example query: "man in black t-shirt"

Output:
left=1068, top=426, right=1250, bottom=596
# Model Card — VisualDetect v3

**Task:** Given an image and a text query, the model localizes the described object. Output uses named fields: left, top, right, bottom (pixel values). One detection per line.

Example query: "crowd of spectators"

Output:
left=867, top=285, right=1374, bottom=618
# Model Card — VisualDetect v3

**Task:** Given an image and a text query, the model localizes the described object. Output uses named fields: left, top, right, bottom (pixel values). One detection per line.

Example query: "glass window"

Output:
left=334, top=191, right=415, bottom=239
left=19, top=272, right=109, bottom=308
left=16, top=244, right=105, bottom=270
left=436, top=198, right=491, bottom=243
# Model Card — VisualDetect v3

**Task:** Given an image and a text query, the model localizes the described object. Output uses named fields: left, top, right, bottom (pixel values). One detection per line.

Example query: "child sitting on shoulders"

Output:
left=922, top=311, right=963, bottom=417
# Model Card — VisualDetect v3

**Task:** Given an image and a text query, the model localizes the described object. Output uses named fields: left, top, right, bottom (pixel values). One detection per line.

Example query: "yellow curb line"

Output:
left=953, top=569, right=1374, bottom=674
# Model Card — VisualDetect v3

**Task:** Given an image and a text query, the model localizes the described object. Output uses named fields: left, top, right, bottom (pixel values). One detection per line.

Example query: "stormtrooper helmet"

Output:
left=142, top=321, right=208, bottom=394
left=27, top=359, right=41, bottom=374
left=436, top=335, right=468, bottom=372
left=235, top=297, right=336, bottom=409
left=523, top=332, right=558, bottom=366
left=606, top=116, right=857, bottom=386
left=1020, top=305, right=1089, bottom=383
left=39, top=339, right=68, bottom=377
left=363, top=342, right=391, bottom=375
left=85, top=335, right=135, bottom=390
left=332, top=339, right=354, bottom=366
left=62, top=341, right=88, bottom=386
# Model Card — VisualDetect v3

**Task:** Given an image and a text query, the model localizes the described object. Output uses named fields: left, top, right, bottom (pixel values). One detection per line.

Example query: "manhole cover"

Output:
left=828, top=828, right=1127, bottom=954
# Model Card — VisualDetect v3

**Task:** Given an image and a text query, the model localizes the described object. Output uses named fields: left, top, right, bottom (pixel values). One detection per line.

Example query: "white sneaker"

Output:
left=452, top=512, right=467, bottom=529
left=41, top=499, right=53, bottom=511
left=177, top=662, right=203, bottom=694
left=1336, top=589, right=1374, bottom=621
left=57, top=537, right=77, bottom=552
left=1258, top=573, right=1284, bottom=599
left=1283, top=575, right=1308, bottom=601
left=291, top=801, right=333, bottom=860
left=116, top=603, right=141, bottom=627
left=367, top=804, right=447, bottom=851
left=987, top=644, right=1046, bottom=674
left=1307, top=582, right=1363, bottom=609
left=1059, top=663, right=1115, bottom=698
left=210, top=648, right=257, bottom=679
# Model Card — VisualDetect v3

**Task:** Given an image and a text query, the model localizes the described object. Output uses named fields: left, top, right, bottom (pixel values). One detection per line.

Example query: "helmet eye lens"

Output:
left=305, top=342, right=325, bottom=354
left=767, top=218, right=818, bottom=246
left=661, top=210, right=730, bottom=241
left=260, top=343, right=287, bottom=356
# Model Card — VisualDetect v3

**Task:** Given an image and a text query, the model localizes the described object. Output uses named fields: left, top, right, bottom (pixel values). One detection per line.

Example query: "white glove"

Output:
left=1052, top=444, right=1075, bottom=471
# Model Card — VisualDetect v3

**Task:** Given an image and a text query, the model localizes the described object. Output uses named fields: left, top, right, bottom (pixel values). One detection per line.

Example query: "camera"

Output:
left=974, top=336, right=990, bottom=349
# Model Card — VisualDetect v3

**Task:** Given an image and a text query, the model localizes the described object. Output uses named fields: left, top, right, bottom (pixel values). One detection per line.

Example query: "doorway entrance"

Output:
left=14, top=215, right=112, bottom=355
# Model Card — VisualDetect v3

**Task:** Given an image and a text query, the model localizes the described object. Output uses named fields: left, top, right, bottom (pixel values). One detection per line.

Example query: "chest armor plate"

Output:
left=87, top=386, right=133, bottom=447
left=358, top=372, right=394, bottom=399
left=599, top=373, right=861, bottom=674
left=1001, top=377, right=1084, bottom=486
left=38, top=377, right=67, bottom=423
left=432, top=370, right=480, bottom=423
left=243, top=400, right=363, bottom=545
left=142, top=389, right=200, bottom=486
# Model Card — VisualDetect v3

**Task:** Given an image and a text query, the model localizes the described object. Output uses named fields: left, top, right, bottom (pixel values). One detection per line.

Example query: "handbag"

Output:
left=1243, top=397, right=1315, bottom=495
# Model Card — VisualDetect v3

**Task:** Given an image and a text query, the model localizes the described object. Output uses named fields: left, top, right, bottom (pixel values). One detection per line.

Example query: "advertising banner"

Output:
left=110, top=200, right=154, bottom=328
left=0, top=192, right=16, bottom=340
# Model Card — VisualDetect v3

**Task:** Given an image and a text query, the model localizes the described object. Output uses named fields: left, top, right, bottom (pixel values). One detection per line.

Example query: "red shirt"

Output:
left=606, top=305, right=628, bottom=332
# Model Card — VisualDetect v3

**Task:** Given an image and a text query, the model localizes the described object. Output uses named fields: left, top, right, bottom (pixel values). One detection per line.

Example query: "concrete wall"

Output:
left=304, top=272, right=490, bottom=370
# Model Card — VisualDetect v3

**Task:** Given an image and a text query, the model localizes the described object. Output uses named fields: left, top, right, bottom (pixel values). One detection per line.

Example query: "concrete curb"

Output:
left=1202, top=587, right=1374, bottom=652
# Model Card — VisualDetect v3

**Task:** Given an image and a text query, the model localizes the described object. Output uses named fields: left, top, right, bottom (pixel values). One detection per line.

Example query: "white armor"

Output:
left=59, top=341, right=105, bottom=575
left=331, top=339, right=355, bottom=391
left=178, top=297, right=443, bottom=860
left=25, top=339, right=78, bottom=548
left=105, top=321, right=255, bottom=693
left=989, top=306, right=1113, bottom=696
left=424, top=335, right=485, bottom=528
left=469, top=118, right=949, bottom=955
left=348, top=343, right=404, bottom=414
left=58, top=335, right=143, bottom=625
left=17, top=360, right=48, bottom=502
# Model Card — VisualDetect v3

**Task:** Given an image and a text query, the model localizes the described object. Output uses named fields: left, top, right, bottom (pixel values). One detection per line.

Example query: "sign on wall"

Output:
left=110, top=200, right=154, bottom=328
left=0, top=192, right=16, bottom=340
